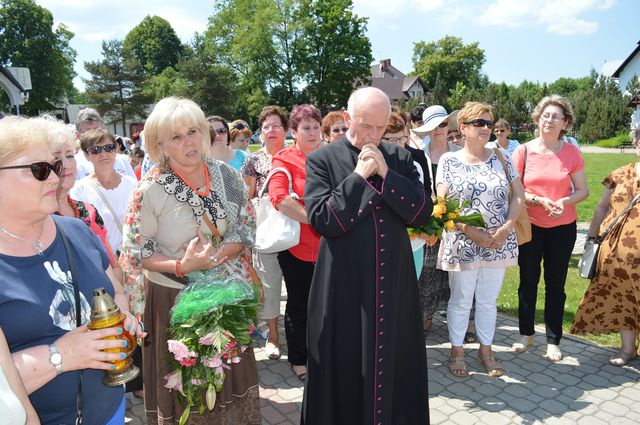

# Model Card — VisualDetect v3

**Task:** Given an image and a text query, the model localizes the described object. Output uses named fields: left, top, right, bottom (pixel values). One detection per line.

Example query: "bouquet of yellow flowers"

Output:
left=409, top=195, right=486, bottom=246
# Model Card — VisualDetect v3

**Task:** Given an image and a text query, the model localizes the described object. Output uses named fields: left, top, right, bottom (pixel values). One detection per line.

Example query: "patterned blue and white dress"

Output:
left=436, top=149, right=519, bottom=271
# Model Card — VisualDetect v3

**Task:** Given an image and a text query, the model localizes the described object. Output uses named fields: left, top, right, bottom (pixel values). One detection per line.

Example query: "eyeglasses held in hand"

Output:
left=541, top=113, right=565, bottom=121
left=87, top=143, right=117, bottom=155
left=0, top=159, right=63, bottom=181
left=331, top=127, right=348, bottom=134
left=214, top=127, right=228, bottom=134
left=463, top=119, right=494, bottom=129
left=262, top=124, right=283, bottom=132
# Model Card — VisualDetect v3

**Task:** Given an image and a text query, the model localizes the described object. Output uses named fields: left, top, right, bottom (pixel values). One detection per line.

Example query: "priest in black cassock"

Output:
left=302, top=87, right=433, bottom=425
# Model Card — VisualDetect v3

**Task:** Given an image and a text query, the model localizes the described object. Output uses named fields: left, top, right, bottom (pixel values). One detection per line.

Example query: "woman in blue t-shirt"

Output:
left=0, top=117, right=145, bottom=425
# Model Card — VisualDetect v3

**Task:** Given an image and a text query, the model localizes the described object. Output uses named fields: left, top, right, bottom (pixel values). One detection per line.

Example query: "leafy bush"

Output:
left=595, top=133, right=630, bottom=148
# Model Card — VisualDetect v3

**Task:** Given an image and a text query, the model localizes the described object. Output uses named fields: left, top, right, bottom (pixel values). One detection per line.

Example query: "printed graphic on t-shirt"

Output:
left=45, top=261, right=91, bottom=330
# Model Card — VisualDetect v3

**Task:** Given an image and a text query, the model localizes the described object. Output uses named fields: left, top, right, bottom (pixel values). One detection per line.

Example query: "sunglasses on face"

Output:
left=87, top=143, right=117, bottom=155
left=437, top=121, right=449, bottom=128
left=331, top=127, right=348, bottom=134
left=464, top=119, right=494, bottom=129
left=0, top=159, right=63, bottom=181
left=214, top=127, right=228, bottom=135
left=494, top=129, right=507, bottom=133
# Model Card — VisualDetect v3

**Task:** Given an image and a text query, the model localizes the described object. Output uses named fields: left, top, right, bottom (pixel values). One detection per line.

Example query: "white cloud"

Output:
left=411, top=0, right=444, bottom=13
left=478, top=0, right=616, bottom=34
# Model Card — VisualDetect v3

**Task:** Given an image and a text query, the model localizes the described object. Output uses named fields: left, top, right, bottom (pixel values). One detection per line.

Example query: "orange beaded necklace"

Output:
left=171, top=162, right=210, bottom=197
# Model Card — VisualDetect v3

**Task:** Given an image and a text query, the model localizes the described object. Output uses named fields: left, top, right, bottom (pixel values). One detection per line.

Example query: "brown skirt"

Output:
left=143, top=279, right=261, bottom=425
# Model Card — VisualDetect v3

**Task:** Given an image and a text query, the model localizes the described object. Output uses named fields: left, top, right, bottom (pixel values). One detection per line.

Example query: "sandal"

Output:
left=464, top=331, right=478, bottom=344
left=543, top=344, right=562, bottom=363
left=476, top=354, right=504, bottom=377
left=265, top=341, right=281, bottom=360
left=512, top=335, right=533, bottom=353
left=292, top=365, right=307, bottom=381
left=447, top=356, right=469, bottom=378
left=609, top=350, right=636, bottom=367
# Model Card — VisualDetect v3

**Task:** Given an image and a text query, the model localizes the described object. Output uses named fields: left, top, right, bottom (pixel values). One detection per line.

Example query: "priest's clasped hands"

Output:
left=355, top=143, right=388, bottom=179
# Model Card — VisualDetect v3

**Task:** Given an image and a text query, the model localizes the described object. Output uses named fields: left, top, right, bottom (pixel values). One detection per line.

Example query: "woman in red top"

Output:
left=269, top=104, right=322, bottom=381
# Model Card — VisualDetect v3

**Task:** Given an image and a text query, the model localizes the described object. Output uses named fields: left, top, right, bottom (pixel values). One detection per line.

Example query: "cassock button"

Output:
left=378, top=344, right=383, bottom=349
left=400, top=196, right=405, bottom=200
left=391, top=189, right=395, bottom=193
left=368, top=200, right=373, bottom=205
left=379, top=304, right=384, bottom=308
left=380, top=276, right=385, bottom=280
left=379, top=219, right=384, bottom=223
left=379, top=331, right=383, bottom=336
left=378, top=371, right=383, bottom=375
left=375, top=206, right=381, bottom=210
left=358, top=209, right=362, bottom=214
left=380, top=233, right=385, bottom=238
left=380, top=248, right=385, bottom=252
left=380, top=262, right=385, bottom=266
left=379, top=317, right=384, bottom=322
left=350, top=218, right=354, bottom=222
left=380, top=289, right=385, bottom=294
left=378, top=384, right=382, bottom=388
left=411, top=203, right=415, bottom=207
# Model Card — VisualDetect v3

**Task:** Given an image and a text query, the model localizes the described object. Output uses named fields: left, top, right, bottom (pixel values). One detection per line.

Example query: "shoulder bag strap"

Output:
left=521, top=145, right=527, bottom=181
left=258, top=167, right=300, bottom=200
left=53, top=218, right=84, bottom=424
left=88, top=181, right=124, bottom=233
left=598, top=192, right=640, bottom=243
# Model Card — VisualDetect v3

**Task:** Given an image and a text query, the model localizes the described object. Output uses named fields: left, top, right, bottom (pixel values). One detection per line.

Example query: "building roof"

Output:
left=612, top=40, right=640, bottom=78
left=0, top=65, right=25, bottom=93
left=369, top=59, right=427, bottom=102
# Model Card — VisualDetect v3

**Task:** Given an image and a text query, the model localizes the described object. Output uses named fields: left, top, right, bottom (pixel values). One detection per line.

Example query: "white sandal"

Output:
left=512, top=335, right=533, bottom=353
left=265, top=341, right=281, bottom=360
left=544, top=343, right=562, bottom=362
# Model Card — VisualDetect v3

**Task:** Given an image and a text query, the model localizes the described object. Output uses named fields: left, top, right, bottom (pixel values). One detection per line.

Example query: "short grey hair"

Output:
left=75, top=107, right=103, bottom=132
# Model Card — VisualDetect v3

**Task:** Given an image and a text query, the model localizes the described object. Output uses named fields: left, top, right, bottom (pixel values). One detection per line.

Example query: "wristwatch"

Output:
left=48, top=343, right=63, bottom=376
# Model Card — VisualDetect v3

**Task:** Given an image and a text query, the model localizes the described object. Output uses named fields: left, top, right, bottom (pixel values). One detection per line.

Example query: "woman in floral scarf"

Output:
left=119, top=97, right=260, bottom=424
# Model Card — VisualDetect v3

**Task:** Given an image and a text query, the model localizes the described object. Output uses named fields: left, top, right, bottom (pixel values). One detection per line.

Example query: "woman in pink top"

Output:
left=511, top=95, right=588, bottom=362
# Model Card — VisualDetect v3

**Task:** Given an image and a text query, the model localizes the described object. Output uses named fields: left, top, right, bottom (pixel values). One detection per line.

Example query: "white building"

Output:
left=612, top=40, right=640, bottom=94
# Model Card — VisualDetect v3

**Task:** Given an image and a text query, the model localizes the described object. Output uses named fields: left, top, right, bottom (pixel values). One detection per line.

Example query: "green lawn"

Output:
left=497, top=152, right=638, bottom=349
left=576, top=152, right=636, bottom=222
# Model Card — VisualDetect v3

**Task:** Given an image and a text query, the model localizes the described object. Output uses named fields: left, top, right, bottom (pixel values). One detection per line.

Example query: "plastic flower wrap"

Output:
left=165, top=252, right=259, bottom=424
left=409, top=195, right=486, bottom=246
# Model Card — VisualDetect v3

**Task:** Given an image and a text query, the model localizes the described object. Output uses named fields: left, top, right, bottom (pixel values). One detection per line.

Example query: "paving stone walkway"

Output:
left=125, top=222, right=640, bottom=424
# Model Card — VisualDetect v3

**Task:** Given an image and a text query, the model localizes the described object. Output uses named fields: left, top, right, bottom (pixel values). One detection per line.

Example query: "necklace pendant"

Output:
left=33, top=239, right=44, bottom=256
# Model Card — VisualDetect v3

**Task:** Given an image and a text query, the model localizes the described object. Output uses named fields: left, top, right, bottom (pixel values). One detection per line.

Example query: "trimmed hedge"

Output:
left=595, top=133, right=630, bottom=148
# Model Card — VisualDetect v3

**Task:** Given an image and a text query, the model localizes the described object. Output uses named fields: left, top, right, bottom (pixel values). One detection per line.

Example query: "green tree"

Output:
left=430, top=72, right=448, bottom=109
left=297, top=0, right=372, bottom=108
left=123, top=15, right=184, bottom=76
left=84, top=39, right=151, bottom=135
left=412, top=36, right=486, bottom=96
left=626, top=73, right=640, bottom=97
left=576, top=75, right=628, bottom=142
left=0, top=0, right=76, bottom=114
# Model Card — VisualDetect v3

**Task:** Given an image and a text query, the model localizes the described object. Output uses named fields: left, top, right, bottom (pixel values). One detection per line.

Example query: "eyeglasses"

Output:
left=541, top=113, right=565, bottom=121
left=0, top=159, right=63, bottom=181
left=446, top=134, right=463, bottom=142
left=494, top=129, right=507, bottom=133
left=382, top=136, right=408, bottom=145
left=213, top=127, right=228, bottom=135
left=87, top=143, right=117, bottom=155
left=262, top=124, right=283, bottom=132
left=463, top=119, right=494, bottom=129
left=437, top=121, right=449, bottom=128
left=331, top=127, right=348, bottom=134
left=232, top=123, right=247, bottom=130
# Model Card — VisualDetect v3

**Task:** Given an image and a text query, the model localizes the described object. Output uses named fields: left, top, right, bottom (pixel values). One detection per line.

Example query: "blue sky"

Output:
left=36, top=0, right=639, bottom=91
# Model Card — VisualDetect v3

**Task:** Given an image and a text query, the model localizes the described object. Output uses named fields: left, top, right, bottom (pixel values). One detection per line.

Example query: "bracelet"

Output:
left=175, top=259, right=186, bottom=278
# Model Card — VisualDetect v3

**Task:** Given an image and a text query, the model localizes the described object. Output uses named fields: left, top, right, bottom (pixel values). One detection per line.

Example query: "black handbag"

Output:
left=579, top=192, right=640, bottom=279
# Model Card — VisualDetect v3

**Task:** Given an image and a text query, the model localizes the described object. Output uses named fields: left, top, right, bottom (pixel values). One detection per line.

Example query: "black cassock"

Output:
left=302, top=139, right=433, bottom=425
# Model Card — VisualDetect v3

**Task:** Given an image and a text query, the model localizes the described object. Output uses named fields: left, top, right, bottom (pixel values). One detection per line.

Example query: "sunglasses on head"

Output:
left=0, top=159, right=63, bottom=181
left=331, top=127, right=348, bottom=134
left=87, top=143, right=117, bottom=155
left=233, top=123, right=247, bottom=130
left=464, top=119, right=494, bottom=129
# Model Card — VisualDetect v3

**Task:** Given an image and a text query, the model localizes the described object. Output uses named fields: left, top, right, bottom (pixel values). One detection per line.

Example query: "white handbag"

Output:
left=251, top=167, right=301, bottom=253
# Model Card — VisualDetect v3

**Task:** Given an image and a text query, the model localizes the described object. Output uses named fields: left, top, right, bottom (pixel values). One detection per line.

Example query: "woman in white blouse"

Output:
left=70, top=128, right=137, bottom=253
left=436, top=102, right=524, bottom=378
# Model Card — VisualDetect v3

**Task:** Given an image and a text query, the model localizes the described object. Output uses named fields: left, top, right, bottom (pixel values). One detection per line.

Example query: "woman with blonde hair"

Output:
left=120, top=97, right=260, bottom=424
left=512, top=95, right=588, bottom=362
left=229, top=119, right=252, bottom=152
left=437, top=102, right=524, bottom=377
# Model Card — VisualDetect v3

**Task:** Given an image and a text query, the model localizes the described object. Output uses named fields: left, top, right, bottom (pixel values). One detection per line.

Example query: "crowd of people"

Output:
left=0, top=85, right=638, bottom=424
